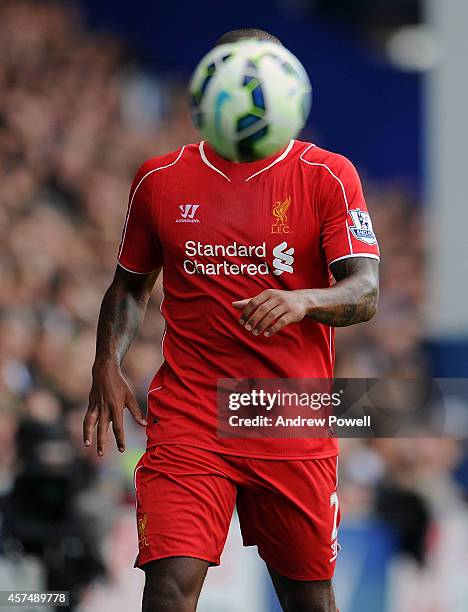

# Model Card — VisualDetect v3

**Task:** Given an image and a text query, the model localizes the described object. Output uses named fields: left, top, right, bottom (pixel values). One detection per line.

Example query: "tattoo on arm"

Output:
left=94, top=267, right=159, bottom=367
left=306, top=258, right=379, bottom=327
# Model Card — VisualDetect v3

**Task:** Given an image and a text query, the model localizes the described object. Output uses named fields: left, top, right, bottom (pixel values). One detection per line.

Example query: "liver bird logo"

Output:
left=138, top=513, right=150, bottom=547
left=273, top=196, right=291, bottom=225
left=272, top=197, right=291, bottom=233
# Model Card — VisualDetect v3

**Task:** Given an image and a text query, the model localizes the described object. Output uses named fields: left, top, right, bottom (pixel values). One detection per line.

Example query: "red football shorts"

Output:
left=134, top=444, right=340, bottom=581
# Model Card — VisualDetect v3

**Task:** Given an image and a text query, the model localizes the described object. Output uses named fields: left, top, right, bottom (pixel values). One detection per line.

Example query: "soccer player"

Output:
left=83, top=28, right=379, bottom=612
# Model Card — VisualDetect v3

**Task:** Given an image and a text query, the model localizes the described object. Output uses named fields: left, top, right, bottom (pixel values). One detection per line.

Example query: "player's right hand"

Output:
left=83, top=362, right=147, bottom=456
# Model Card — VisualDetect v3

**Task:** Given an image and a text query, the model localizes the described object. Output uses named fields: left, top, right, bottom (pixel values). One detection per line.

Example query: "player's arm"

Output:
left=305, top=256, right=379, bottom=326
left=232, top=256, right=378, bottom=336
left=84, top=266, right=160, bottom=455
left=84, top=160, right=163, bottom=456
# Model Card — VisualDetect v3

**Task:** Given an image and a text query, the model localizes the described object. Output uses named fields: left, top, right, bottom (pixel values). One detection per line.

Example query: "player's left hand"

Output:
left=232, top=289, right=308, bottom=337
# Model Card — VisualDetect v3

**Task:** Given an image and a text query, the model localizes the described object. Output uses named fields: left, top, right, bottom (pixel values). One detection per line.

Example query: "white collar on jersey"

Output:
left=198, top=139, right=295, bottom=182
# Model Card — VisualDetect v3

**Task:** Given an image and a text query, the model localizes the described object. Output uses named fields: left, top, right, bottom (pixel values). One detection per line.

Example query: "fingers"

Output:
left=253, top=305, right=288, bottom=335
left=83, top=405, right=98, bottom=447
left=244, top=298, right=281, bottom=332
left=97, top=409, right=111, bottom=457
left=84, top=376, right=146, bottom=457
left=232, top=298, right=250, bottom=310
left=111, top=406, right=125, bottom=453
left=111, top=389, right=146, bottom=454
left=85, top=401, right=133, bottom=456
left=125, top=390, right=147, bottom=427
left=237, top=291, right=276, bottom=328
left=264, top=313, right=294, bottom=337
left=234, top=290, right=306, bottom=338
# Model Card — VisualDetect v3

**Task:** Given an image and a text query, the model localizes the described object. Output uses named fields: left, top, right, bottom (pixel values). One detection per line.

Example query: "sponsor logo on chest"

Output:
left=182, top=240, right=295, bottom=277
left=174, top=197, right=296, bottom=277
left=272, top=241, right=295, bottom=275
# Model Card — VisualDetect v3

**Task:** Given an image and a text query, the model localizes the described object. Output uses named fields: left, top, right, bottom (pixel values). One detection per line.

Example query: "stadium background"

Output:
left=0, top=0, right=467, bottom=610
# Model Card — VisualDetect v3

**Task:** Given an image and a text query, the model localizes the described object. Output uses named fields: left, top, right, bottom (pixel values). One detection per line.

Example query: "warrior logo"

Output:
left=177, top=204, right=200, bottom=223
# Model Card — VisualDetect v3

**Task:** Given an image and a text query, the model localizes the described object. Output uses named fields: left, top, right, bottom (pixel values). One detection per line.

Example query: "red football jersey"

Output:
left=118, top=139, right=380, bottom=458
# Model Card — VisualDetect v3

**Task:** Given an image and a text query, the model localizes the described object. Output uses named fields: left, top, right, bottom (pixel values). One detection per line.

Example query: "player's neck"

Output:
left=208, top=143, right=287, bottom=165
left=202, top=140, right=295, bottom=181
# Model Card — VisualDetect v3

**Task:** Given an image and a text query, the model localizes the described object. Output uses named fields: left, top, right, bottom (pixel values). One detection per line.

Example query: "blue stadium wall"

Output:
left=77, top=0, right=421, bottom=190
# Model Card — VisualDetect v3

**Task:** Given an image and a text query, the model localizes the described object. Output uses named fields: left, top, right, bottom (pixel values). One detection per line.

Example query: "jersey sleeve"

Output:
left=117, top=163, right=163, bottom=274
left=318, top=155, right=380, bottom=267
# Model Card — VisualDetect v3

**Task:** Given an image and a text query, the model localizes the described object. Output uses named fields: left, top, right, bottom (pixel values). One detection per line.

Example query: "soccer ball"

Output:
left=189, top=40, right=311, bottom=162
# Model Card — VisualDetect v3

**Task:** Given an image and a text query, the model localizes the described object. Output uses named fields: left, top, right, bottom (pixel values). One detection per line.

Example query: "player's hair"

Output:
left=216, top=28, right=282, bottom=46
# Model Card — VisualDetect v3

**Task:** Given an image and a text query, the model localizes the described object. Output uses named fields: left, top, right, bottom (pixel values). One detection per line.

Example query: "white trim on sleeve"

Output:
left=328, top=253, right=380, bottom=267
left=117, top=261, right=158, bottom=275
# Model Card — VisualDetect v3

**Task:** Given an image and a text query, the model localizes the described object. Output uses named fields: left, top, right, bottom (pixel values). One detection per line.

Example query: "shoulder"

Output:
left=132, top=142, right=204, bottom=186
left=132, top=144, right=192, bottom=184
left=296, top=141, right=359, bottom=178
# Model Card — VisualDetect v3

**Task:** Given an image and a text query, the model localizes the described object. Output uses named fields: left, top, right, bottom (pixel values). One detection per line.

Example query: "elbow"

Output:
left=361, top=283, right=379, bottom=322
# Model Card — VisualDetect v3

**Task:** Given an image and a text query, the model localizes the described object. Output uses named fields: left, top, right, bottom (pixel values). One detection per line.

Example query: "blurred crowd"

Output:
left=0, top=1, right=466, bottom=609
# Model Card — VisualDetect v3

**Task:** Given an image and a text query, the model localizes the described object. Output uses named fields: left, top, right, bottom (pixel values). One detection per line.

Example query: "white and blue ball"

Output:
left=189, top=40, right=311, bottom=161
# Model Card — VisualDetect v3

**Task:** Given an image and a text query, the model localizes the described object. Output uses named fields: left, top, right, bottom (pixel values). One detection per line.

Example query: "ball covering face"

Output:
left=189, top=40, right=311, bottom=162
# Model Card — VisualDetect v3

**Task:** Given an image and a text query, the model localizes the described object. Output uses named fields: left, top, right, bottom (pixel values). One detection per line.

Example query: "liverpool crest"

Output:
left=271, top=196, right=291, bottom=234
